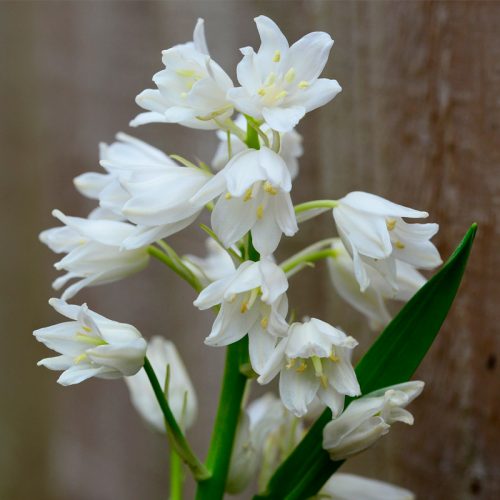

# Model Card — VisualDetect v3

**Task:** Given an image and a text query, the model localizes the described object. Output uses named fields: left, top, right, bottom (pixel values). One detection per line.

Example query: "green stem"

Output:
left=143, top=358, right=210, bottom=481
left=280, top=249, right=338, bottom=275
left=215, top=117, right=247, bottom=142
left=148, top=246, right=203, bottom=293
left=169, top=447, right=184, bottom=500
left=244, top=115, right=261, bottom=150
left=195, top=338, right=249, bottom=499
left=294, top=199, right=338, bottom=215
left=272, top=130, right=281, bottom=153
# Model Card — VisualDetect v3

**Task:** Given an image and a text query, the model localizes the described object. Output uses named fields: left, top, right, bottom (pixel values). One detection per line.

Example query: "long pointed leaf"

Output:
left=256, top=224, right=477, bottom=499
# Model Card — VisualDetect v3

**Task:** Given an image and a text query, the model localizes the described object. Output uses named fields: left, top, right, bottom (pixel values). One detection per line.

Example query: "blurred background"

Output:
left=0, top=1, right=498, bottom=499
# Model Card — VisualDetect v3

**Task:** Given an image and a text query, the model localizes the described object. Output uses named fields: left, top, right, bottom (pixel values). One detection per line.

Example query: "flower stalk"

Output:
left=294, top=199, right=339, bottom=215
left=195, top=338, right=249, bottom=499
left=148, top=245, right=203, bottom=293
left=143, top=358, right=210, bottom=481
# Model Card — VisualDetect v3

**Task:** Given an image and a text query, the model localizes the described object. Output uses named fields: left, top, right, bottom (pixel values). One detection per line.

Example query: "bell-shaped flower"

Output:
left=226, top=411, right=257, bottom=494
left=227, top=16, right=341, bottom=132
left=125, top=336, right=197, bottom=433
left=130, top=19, right=234, bottom=130
left=212, top=115, right=303, bottom=178
left=183, top=238, right=238, bottom=287
left=191, top=147, right=298, bottom=256
left=193, top=259, right=289, bottom=374
left=328, top=238, right=426, bottom=330
left=74, top=133, right=177, bottom=219
left=318, top=473, right=415, bottom=500
left=41, top=210, right=149, bottom=300
left=259, top=318, right=360, bottom=417
left=323, top=381, right=424, bottom=461
left=34, top=298, right=147, bottom=385
left=118, top=162, right=211, bottom=249
left=227, top=393, right=303, bottom=493
left=333, top=191, right=442, bottom=291
left=74, top=133, right=212, bottom=247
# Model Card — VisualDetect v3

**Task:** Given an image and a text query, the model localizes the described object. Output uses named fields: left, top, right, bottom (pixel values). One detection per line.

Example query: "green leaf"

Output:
left=255, top=224, right=477, bottom=499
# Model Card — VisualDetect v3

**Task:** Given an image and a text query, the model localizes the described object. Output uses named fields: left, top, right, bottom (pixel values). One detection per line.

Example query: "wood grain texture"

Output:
left=0, top=1, right=497, bottom=499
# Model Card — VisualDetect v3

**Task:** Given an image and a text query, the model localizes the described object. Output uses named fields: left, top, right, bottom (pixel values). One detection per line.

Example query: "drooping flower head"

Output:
left=193, top=259, right=289, bottom=374
left=328, top=238, right=426, bottom=330
left=131, top=19, right=234, bottom=130
left=227, top=16, right=341, bottom=132
left=125, top=336, right=197, bottom=432
left=227, top=392, right=303, bottom=493
left=323, top=381, right=424, bottom=460
left=333, top=192, right=441, bottom=291
left=34, top=299, right=147, bottom=385
left=191, top=147, right=298, bottom=256
left=74, top=132, right=178, bottom=219
left=259, top=318, right=360, bottom=417
left=40, top=210, right=150, bottom=300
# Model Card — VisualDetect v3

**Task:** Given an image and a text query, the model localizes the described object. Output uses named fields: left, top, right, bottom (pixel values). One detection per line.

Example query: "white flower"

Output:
left=328, top=238, right=426, bottom=330
left=258, top=318, right=360, bottom=417
left=193, top=259, right=289, bottom=374
left=318, top=473, right=414, bottom=500
left=227, top=16, right=341, bottom=132
left=74, top=132, right=177, bottom=219
left=333, top=192, right=442, bottom=291
left=74, top=133, right=212, bottom=248
left=191, top=147, right=298, bottom=256
left=34, top=298, right=147, bottom=385
left=130, top=19, right=234, bottom=130
left=227, top=393, right=303, bottom=493
left=183, top=238, right=238, bottom=287
left=125, top=336, right=197, bottom=433
left=226, top=411, right=257, bottom=494
left=118, top=162, right=211, bottom=249
left=323, top=381, right=424, bottom=460
left=40, top=210, right=149, bottom=300
left=212, top=115, right=303, bottom=178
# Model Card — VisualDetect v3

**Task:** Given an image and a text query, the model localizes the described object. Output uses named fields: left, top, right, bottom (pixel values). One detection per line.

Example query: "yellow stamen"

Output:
left=298, top=80, right=310, bottom=89
left=395, top=240, right=405, bottom=249
left=180, top=92, right=188, bottom=99
left=258, top=88, right=266, bottom=96
left=285, top=68, right=296, bottom=83
left=247, top=288, right=260, bottom=310
left=243, top=188, right=253, bottom=202
left=320, top=374, right=329, bottom=389
left=263, top=181, right=278, bottom=195
left=329, top=350, right=340, bottom=362
left=275, top=90, right=288, bottom=101
left=296, top=360, right=308, bottom=373
left=386, top=218, right=396, bottom=231
left=265, top=72, right=276, bottom=86
left=225, top=192, right=232, bottom=200
left=74, top=353, right=88, bottom=364
left=240, top=302, right=248, bottom=313
left=82, top=326, right=92, bottom=333
left=176, top=69, right=197, bottom=78
left=75, top=333, right=106, bottom=346
left=286, top=358, right=296, bottom=369
left=256, top=204, right=264, bottom=219
left=272, top=50, right=281, bottom=62
left=260, top=316, right=269, bottom=329
left=311, top=356, right=323, bottom=377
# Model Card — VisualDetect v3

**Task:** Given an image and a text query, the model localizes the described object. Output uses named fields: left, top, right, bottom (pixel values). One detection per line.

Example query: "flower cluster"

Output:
left=34, top=14, right=441, bottom=498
